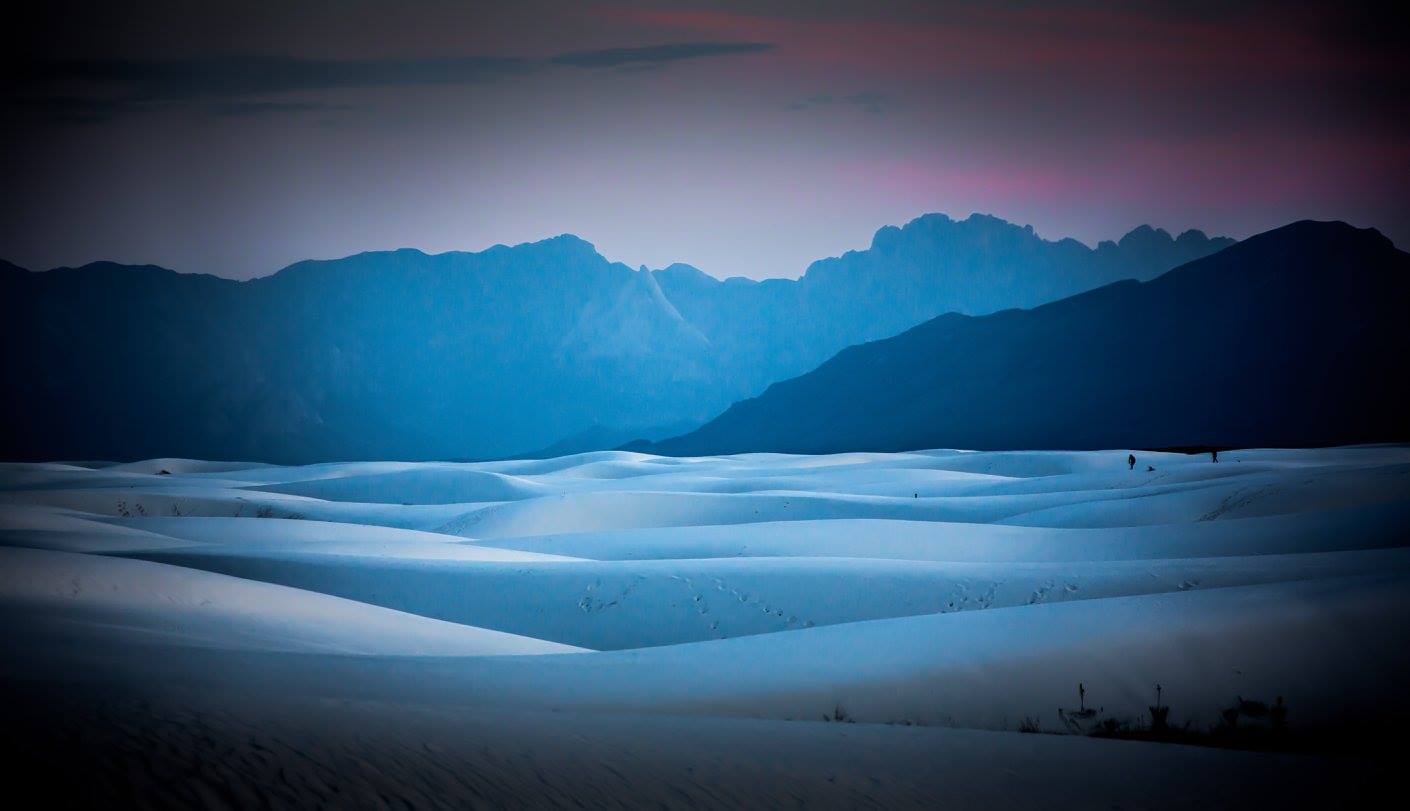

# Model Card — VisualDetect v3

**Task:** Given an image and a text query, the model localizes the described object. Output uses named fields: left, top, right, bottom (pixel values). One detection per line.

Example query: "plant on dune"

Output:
left=1269, top=696, right=1287, bottom=730
left=1220, top=706, right=1240, bottom=729
left=1093, top=717, right=1128, bottom=736
left=1058, top=682, right=1099, bottom=733
left=1018, top=717, right=1042, bottom=734
left=1218, top=695, right=1288, bottom=735
left=1149, top=684, right=1169, bottom=732
left=1069, top=684, right=1307, bottom=752
left=1237, top=697, right=1270, bottom=718
left=1148, top=705, right=1170, bottom=731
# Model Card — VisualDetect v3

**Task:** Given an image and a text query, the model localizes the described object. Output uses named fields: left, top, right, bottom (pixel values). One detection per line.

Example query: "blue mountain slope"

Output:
left=654, top=213, right=1232, bottom=395
left=1, top=215, right=1231, bottom=462
left=641, top=221, right=1410, bottom=455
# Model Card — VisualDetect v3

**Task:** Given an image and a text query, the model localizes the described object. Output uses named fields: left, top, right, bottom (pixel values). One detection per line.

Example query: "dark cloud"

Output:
left=550, top=42, right=774, bottom=68
left=7, top=98, right=124, bottom=126
left=16, top=55, right=532, bottom=101
left=7, top=93, right=350, bottom=125
left=7, top=42, right=776, bottom=123
left=208, top=100, right=351, bottom=117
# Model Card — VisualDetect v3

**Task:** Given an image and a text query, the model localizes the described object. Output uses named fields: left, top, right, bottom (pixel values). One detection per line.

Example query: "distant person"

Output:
left=1128, top=454, right=1136, bottom=471
left=1212, top=449, right=1219, bottom=463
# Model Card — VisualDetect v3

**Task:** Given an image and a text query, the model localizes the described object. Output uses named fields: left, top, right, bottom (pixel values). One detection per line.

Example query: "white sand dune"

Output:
left=481, top=502, right=1410, bottom=561
left=106, top=458, right=279, bottom=475
left=2, top=445, right=1407, bottom=807
left=0, top=546, right=584, bottom=655
left=249, top=466, right=550, bottom=503
left=109, top=545, right=1410, bottom=650
left=0, top=506, right=210, bottom=553
left=109, top=516, right=582, bottom=562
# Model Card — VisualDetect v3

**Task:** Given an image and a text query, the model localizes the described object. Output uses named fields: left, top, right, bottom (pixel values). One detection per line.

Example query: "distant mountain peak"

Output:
left=866, top=212, right=1026, bottom=253
left=1117, top=224, right=1173, bottom=246
left=3, top=211, right=1252, bottom=463
left=1279, top=218, right=1388, bottom=242
left=867, top=212, right=1231, bottom=260
left=652, top=263, right=715, bottom=282
left=473, top=233, right=605, bottom=266
left=960, top=212, right=1015, bottom=229
left=832, top=212, right=1231, bottom=285
left=531, top=233, right=598, bottom=253
left=57, top=261, right=189, bottom=279
left=642, top=218, right=1410, bottom=456
left=1220, top=220, right=1392, bottom=263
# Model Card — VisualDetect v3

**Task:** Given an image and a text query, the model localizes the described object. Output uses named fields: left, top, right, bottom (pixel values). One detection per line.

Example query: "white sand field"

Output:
left=2, top=446, right=1407, bottom=807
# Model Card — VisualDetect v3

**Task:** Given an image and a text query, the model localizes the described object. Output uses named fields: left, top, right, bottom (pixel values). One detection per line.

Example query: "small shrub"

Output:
left=1094, top=717, right=1127, bottom=736
left=1237, top=697, right=1269, bottom=719
left=1221, top=707, right=1240, bottom=729
left=1269, top=697, right=1287, bottom=729
left=1149, top=684, right=1169, bottom=732
left=1149, top=705, right=1170, bottom=732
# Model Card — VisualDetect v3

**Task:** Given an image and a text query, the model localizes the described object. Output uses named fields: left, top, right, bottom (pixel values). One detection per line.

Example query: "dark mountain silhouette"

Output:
left=639, top=221, right=1410, bottom=456
left=1, top=214, right=1230, bottom=462
left=654, top=214, right=1232, bottom=396
left=2, top=237, right=723, bottom=462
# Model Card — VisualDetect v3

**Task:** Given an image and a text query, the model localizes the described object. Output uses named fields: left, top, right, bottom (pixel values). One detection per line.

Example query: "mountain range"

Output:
left=640, top=221, right=1410, bottom=456
left=2, top=214, right=1233, bottom=462
left=655, top=215, right=1232, bottom=397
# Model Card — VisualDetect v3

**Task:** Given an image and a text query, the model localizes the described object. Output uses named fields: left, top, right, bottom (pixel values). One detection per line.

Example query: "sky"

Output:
left=3, top=0, right=1406, bottom=280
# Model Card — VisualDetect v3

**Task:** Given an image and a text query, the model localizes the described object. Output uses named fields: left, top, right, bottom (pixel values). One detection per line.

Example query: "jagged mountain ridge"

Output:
left=652, top=213, right=1233, bottom=394
left=1, top=213, right=1231, bottom=462
left=640, top=221, right=1410, bottom=456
